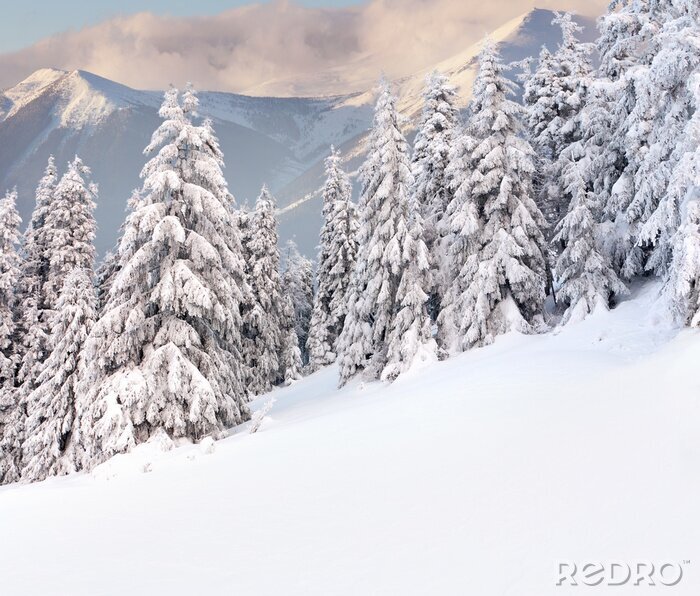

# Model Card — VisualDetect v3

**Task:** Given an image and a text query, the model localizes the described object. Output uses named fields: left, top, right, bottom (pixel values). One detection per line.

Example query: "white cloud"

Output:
left=0, top=0, right=607, bottom=94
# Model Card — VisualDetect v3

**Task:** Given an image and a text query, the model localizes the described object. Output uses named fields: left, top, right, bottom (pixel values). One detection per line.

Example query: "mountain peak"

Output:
left=0, top=68, right=67, bottom=119
left=13, top=67, right=66, bottom=89
left=1, top=67, right=161, bottom=128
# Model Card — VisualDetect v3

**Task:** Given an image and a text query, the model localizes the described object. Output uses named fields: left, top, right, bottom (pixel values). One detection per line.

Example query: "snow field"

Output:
left=1, top=283, right=698, bottom=595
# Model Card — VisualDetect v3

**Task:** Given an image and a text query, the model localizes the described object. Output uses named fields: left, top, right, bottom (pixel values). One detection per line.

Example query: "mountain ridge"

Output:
left=0, top=8, right=596, bottom=258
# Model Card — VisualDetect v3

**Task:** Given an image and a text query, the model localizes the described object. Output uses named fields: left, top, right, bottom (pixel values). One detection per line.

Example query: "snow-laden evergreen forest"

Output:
left=0, top=0, right=699, bottom=496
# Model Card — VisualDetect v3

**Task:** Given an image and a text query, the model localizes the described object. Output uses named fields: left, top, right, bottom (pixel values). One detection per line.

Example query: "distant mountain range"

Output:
left=0, top=8, right=596, bottom=259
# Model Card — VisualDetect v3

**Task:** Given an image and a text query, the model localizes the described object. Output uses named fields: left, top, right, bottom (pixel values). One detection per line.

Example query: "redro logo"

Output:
left=556, top=561, right=686, bottom=587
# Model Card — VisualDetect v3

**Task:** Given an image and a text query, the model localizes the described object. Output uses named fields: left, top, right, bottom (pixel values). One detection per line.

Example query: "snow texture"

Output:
left=0, top=282, right=697, bottom=596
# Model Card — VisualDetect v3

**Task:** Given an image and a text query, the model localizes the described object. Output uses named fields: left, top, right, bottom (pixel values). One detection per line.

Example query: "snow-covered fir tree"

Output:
left=306, top=147, right=358, bottom=371
left=597, top=0, right=678, bottom=278
left=280, top=296, right=303, bottom=385
left=21, top=268, right=97, bottom=482
left=439, top=38, right=547, bottom=350
left=281, top=241, right=314, bottom=364
left=237, top=202, right=257, bottom=384
left=242, top=185, right=289, bottom=394
left=8, top=157, right=96, bottom=477
left=524, top=46, right=563, bottom=227
left=549, top=12, right=595, bottom=216
left=43, top=157, right=97, bottom=310
left=0, top=190, right=22, bottom=485
left=526, top=13, right=594, bottom=228
left=410, top=71, right=459, bottom=312
left=96, top=248, right=119, bottom=312
left=77, top=87, right=248, bottom=469
left=597, top=0, right=653, bottom=82
left=663, top=67, right=700, bottom=326
left=665, top=181, right=700, bottom=327
left=16, top=156, right=57, bottom=382
left=570, top=87, right=628, bottom=284
left=438, top=123, right=480, bottom=349
left=381, top=190, right=434, bottom=380
left=524, top=46, right=559, bottom=162
left=553, top=135, right=628, bottom=324
left=522, top=13, right=595, bottom=304
left=3, top=156, right=98, bottom=482
left=0, top=189, right=21, bottom=388
left=635, top=2, right=700, bottom=278
left=338, top=79, right=433, bottom=383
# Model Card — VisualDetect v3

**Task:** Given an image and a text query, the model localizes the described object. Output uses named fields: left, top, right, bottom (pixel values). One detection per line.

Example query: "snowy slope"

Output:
left=0, top=9, right=595, bottom=258
left=1, top=282, right=698, bottom=595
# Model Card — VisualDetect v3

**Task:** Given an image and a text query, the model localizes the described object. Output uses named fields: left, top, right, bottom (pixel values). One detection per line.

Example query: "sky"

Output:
left=0, top=0, right=607, bottom=95
left=1, top=0, right=364, bottom=52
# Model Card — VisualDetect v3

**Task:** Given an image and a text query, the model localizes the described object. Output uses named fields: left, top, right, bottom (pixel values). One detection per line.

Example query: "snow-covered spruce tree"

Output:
left=237, top=201, right=259, bottom=387
left=635, top=3, right=700, bottom=278
left=20, top=268, right=97, bottom=482
left=281, top=241, right=314, bottom=364
left=16, top=156, right=57, bottom=380
left=553, top=137, right=628, bottom=324
left=597, top=0, right=652, bottom=82
left=523, top=13, right=593, bottom=230
left=306, top=147, right=358, bottom=371
left=0, top=190, right=22, bottom=485
left=522, top=46, right=561, bottom=299
left=10, top=157, right=95, bottom=474
left=338, top=80, right=433, bottom=383
left=96, top=248, right=119, bottom=312
left=551, top=13, right=594, bottom=228
left=43, top=157, right=97, bottom=311
left=440, top=38, right=547, bottom=350
left=77, top=87, right=248, bottom=469
left=196, top=107, right=250, bottom=338
left=381, top=190, right=434, bottom=380
left=524, top=46, right=562, bottom=227
left=523, top=46, right=559, bottom=164
left=280, top=296, right=303, bottom=386
left=438, top=123, right=480, bottom=349
left=597, top=0, right=677, bottom=278
left=410, top=71, right=459, bottom=312
left=0, top=189, right=21, bottom=388
left=278, top=242, right=307, bottom=382
left=666, top=198, right=700, bottom=326
left=6, top=156, right=98, bottom=481
left=241, top=185, right=288, bottom=394
left=663, top=68, right=700, bottom=326
left=534, top=13, right=596, bottom=303
left=590, top=1, right=645, bottom=274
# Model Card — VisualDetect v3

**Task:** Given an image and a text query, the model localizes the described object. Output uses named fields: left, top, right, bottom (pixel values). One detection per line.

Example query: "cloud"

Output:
left=0, top=0, right=608, bottom=95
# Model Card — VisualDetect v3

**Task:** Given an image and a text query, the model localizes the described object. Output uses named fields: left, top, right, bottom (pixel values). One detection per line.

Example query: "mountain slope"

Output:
left=0, top=9, right=595, bottom=258
left=0, top=70, right=370, bottom=255
left=275, top=8, right=597, bottom=252
left=0, top=282, right=697, bottom=595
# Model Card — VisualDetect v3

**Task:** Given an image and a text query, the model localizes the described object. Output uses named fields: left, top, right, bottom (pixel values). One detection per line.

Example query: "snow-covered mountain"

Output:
left=0, top=68, right=371, bottom=256
left=0, top=9, right=595, bottom=258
